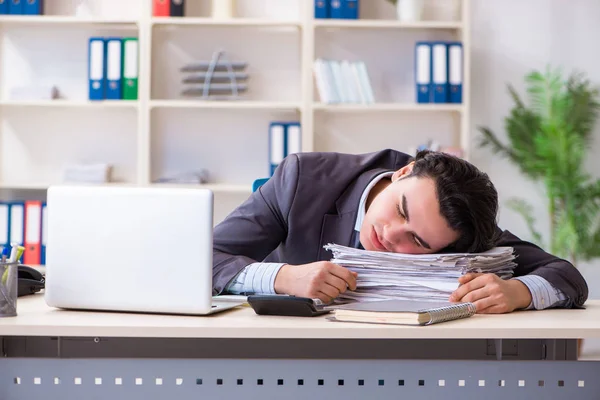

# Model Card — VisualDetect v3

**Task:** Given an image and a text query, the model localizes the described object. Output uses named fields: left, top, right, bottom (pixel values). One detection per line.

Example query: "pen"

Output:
left=8, top=243, right=17, bottom=263
left=15, top=246, right=24, bottom=263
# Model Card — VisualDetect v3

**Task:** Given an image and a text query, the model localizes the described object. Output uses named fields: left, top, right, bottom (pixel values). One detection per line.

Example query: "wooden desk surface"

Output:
left=1, top=294, right=599, bottom=339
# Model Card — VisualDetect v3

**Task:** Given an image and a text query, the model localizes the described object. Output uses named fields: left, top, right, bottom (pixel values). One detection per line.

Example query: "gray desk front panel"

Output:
left=1, top=358, right=598, bottom=400
left=0, top=337, right=578, bottom=360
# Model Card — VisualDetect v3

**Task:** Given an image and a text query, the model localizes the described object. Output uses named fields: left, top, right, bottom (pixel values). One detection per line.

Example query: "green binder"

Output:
left=121, top=38, right=139, bottom=100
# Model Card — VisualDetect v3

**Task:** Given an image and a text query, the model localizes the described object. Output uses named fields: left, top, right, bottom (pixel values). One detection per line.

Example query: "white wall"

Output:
left=470, top=0, right=600, bottom=299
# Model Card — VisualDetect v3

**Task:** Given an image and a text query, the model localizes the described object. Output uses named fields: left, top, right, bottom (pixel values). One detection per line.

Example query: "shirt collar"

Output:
left=354, top=171, right=394, bottom=232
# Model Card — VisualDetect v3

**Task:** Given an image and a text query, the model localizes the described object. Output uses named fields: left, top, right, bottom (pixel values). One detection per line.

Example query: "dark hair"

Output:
left=407, top=150, right=500, bottom=253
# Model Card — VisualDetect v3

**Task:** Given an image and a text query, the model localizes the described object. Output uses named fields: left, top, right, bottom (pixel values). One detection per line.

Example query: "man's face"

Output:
left=359, top=165, right=460, bottom=254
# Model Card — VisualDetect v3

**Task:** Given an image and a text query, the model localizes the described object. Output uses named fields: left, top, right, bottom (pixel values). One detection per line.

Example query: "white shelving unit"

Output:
left=0, top=0, right=470, bottom=223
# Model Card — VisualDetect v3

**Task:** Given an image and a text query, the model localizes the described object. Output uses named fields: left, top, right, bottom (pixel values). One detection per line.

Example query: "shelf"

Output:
left=152, top=17, right=301, bottom=28
left=0, top=100, right=139, bottom=108
left=0, top=15, right=138, bottom=27
left=0, top=182, right=252, bottom=194
left=150, top=100, right=301, bottom=111
left=313, top=19, right=463, bottom=30
left=0, top=182, right=125, bottom=190
left=313, top=103, right=464, bottom=112
left=150, top=183, right=252, bottom=194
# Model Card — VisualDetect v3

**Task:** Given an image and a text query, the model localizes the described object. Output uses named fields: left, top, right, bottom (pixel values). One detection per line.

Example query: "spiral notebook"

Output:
left=329, top=300, right=477, bottom=326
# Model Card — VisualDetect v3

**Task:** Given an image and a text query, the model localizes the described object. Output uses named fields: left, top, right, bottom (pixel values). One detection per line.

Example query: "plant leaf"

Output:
left=506, top=198, right=544, bottom=248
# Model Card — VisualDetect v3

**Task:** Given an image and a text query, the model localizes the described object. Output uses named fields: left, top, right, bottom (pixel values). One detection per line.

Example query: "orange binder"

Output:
left=153, top=0, right=170, bottom=16
left=23, top=200, right=42, bottom=265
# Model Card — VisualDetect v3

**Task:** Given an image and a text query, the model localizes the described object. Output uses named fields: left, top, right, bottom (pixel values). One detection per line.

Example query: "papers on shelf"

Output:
left=323, top=244, right=517, bottom=303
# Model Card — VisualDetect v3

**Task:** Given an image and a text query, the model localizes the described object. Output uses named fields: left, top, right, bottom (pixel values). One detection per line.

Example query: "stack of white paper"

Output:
left=324, top=244, right=517, bottom=303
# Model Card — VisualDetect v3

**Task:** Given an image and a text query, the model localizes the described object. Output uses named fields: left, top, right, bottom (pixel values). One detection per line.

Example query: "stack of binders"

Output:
left=0, top=0, right=43, bottom=15
left=414, top=41, right=463, bottom=104
left=269, top=122, right=302, bottom=176
left=88, top=37, right=139, bottom=101
left=0, top=201, right=47, bottom=265
left=153, top=0, right=185, bottom=17
left=315, top=0, right=358, bottom=19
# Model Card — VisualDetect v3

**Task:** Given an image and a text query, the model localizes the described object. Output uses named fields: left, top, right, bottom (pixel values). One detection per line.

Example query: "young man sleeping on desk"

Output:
left=212, top=149, right=588, bottom=314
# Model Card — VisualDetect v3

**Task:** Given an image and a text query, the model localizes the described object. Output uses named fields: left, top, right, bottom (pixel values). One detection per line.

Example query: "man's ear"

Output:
left=391, top=161, right=415, bottom=182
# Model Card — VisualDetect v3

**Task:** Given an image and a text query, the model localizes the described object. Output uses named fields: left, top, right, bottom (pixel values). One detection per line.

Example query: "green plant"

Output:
left=478, top=67, right=600, bottom=266
left=385, top=0, right=398, bottom=5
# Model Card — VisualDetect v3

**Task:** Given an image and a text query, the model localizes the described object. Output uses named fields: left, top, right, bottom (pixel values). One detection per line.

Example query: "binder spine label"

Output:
left=415, top=43, right=431, bottom=103
left=122, top=39, right=139, bottom=100
left=432, top=43, right=449, bottom=103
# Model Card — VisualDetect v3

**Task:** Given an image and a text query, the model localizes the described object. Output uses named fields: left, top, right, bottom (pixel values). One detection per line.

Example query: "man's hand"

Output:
left=449, top=273, right=532, bottom=314
left=274, top=262, right=357, bottom=303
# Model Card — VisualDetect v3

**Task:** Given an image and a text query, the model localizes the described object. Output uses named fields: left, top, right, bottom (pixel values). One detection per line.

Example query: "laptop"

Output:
left=44, top=185, right=244, bottom=315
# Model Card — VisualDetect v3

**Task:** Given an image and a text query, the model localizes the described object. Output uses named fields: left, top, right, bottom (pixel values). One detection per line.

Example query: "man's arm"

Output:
left=513, top=275, right=568, bottom=309
left=212, top=155, right=300, bottom=295
left=225, top=263, right=285, bottom=295
left=497, top=228, right=588, bottom=308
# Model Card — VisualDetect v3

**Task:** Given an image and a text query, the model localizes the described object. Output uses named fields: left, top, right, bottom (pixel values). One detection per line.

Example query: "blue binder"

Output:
left=342, top=0, right=358, bottom=19
left=269, top=122, right=286, bottom=176
left=7, top=202, right=25, bottom=252
left=8, top=0, right=22, bottom=14
left=431, top=41, right=449, bottom=103
left=314, top=0, right=329, bottom=18
left=448, top=41, right=463, bottom=103
left=415, top=41, right=432, bottom=103
left=23, top=0, right=42, bottom=14
left=0, top=0, right=9, bottom=14
left=0, top=203, right=9, bottom=251
left=330, top=0, right=343, bottom=19
left=88, top=37, right=106, bottom=101
left=285, top=122, right=302, bottom=156
left=105, top=37, right=122, bottom=100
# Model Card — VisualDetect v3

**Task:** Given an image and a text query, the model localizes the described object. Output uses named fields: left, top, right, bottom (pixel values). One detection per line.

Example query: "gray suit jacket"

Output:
left=212, top=149, right=588, bottom=307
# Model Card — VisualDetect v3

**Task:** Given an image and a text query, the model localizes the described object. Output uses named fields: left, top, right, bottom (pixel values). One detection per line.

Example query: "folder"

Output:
left=88, top=37, right=106, bottom=101
left=448, top=42, right=463, bottom=104
left=153, top=0, right=170, bottom=16
left=432, top=42, right=449, bottom=103
left=286, top=122, right=302, bottom=156
left=122, top=38, right=139, bottom=100
left=105, top=37, right=122, bottom=100
left=342, top=0, right=358, bottom=19
left=269, top=122, right=285, bottom=176
left=9, top=202, right=24, bottom=255
left=314, top=0, right=329, bottom=18
left=170, top=0, right=184, bottom=16
left=415, top=41, right=432, bottom=103
left=23, top=200, right=41, bottom=265
left=330, top=0, right=343, bottom=19
left=0, top=0, right=9, bottom=14
left=23, top=0, right=42, bottom=15
left=8, top=0, right=22, bottom=14
left=0, top=203, right=9, bottom=251
left=40, top=202, right=47, bottom=265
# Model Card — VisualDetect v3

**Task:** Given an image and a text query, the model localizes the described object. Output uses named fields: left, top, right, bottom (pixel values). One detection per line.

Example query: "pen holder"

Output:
left=0, top=261, right=19, bottom=317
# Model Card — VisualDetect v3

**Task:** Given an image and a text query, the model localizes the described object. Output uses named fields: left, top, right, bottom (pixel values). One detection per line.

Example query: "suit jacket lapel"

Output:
left=317, top=167, right=393, bottom=261
left=318, top=212, right=357, bottom=261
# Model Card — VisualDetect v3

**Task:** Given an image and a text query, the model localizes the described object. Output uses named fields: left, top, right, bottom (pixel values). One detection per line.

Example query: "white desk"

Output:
left=1, top=294, right=599, bottom=400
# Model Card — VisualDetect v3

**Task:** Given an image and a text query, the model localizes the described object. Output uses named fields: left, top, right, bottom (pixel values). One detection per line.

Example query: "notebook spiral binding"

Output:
left=426, top=302, right=477, bottom=325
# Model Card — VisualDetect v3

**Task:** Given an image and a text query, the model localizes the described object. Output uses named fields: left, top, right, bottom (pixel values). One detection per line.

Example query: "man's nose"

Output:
left=384, top=224, right=405, bottom=247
